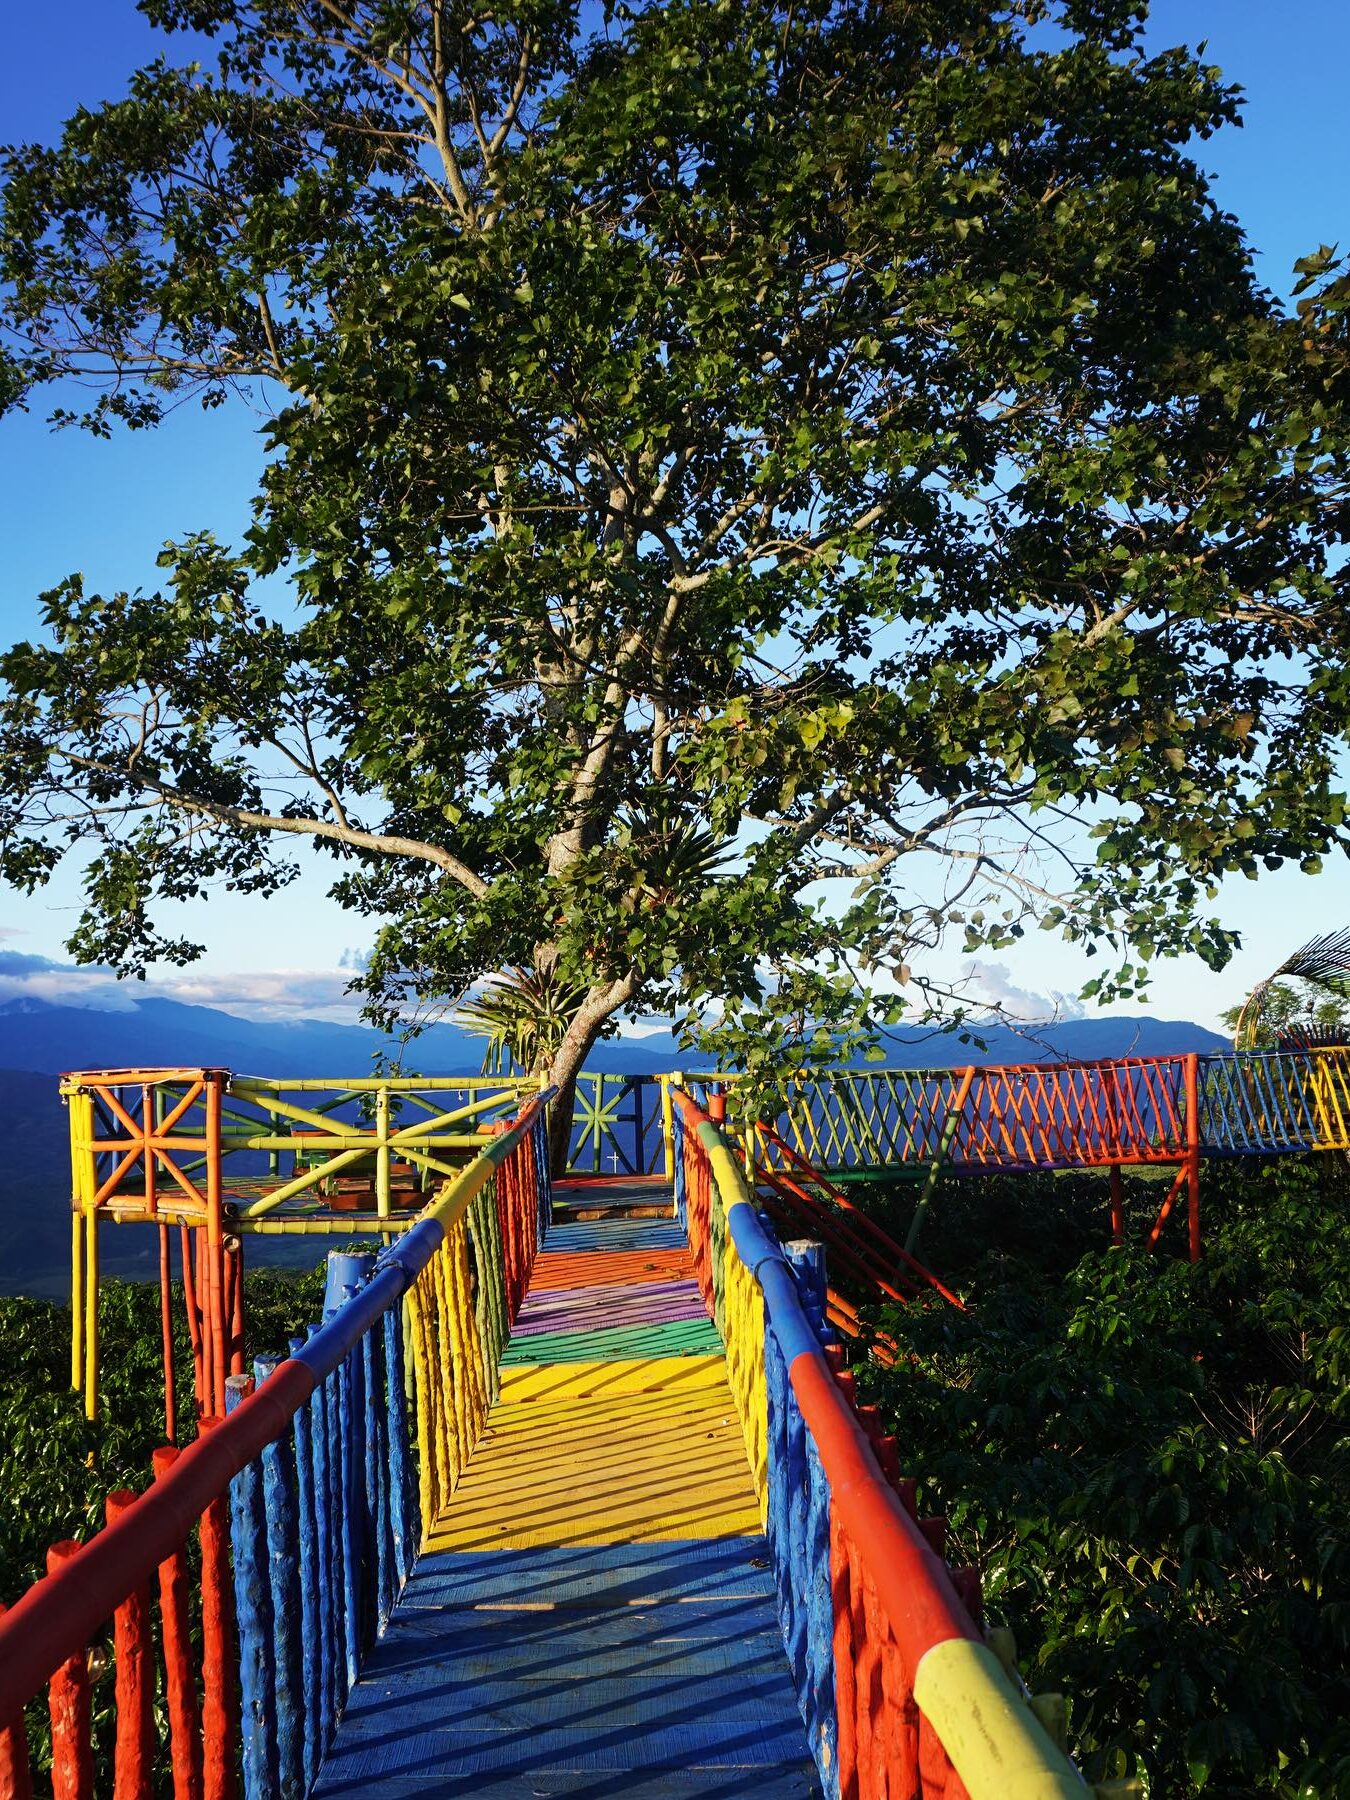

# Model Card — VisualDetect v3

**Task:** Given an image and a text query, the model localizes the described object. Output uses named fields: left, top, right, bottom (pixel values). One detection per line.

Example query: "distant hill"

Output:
left=0, top=992, right=1227, bottom=1082
left=606, top=1015, right=1229, bottom=1071
left=0, top=994, right=489, bottom=1078
left=0, top=998, right=1226, bottom=1296
left=876, top=1014, right=1228, bottom=1065
left=0, top=1069, right=81, bottom=1298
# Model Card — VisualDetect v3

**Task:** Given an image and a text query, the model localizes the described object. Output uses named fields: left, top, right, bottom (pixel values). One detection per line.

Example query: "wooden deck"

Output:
left=313, top=1198, right=819, bottom=1796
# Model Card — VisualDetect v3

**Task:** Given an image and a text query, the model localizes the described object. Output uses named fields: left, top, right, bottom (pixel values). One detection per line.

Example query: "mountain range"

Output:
left=0, top=995, right=1226, bottom=1297
left=0, top=993, right=1226, bottom=1079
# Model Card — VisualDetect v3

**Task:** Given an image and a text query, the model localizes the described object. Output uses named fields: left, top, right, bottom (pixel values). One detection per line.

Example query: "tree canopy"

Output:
left=2, top=0, right=1349, bottom=1124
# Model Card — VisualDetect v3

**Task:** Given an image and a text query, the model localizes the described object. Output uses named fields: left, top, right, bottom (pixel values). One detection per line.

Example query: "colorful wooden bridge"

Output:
left=6, top=1043, right=1350, bottom=1797
left=0, top=1087, right=1088, bottom=1800
left=56, top=1045, right=1350, bottom=1427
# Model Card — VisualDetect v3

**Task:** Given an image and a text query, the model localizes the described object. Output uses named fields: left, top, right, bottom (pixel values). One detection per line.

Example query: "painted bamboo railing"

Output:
left=0, top=1097, right=551, bottom=1799
left=672, top=1089, right=1085, bottom=1800
left=694, top=1046, right=1350, bottom=1178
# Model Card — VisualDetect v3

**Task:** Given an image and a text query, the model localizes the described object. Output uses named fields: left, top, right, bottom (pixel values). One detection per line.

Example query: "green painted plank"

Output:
left=501, top=1317, right=725, bottom=1364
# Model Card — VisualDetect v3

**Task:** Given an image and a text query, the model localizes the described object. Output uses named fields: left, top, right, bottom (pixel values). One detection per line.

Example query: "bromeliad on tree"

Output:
left=2, top=1, right=1350, bottom=1168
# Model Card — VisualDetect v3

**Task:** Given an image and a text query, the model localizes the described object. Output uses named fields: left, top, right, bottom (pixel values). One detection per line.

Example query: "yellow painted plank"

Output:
left=426, top=1390, right=762, bottom=1549
left=485, top=1392, right=742, bottom=1436
left=482, top=1396, right=745, bottom=1454
left=435, top=1397, right=747, bottom=1473
left=497, top=1355, right=731, bottom=1403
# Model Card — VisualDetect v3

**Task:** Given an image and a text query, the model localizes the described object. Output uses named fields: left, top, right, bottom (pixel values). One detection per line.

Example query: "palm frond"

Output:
left=1233, top=930, right=1350, bottom=1049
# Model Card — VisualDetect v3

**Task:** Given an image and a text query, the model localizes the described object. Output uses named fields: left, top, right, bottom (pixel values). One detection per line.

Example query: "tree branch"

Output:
left=59, top=752, right=491, bottom=898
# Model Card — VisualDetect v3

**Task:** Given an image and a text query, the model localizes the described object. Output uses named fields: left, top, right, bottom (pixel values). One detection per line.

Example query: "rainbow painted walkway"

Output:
left=313, top=1190, right=820, bottom=1796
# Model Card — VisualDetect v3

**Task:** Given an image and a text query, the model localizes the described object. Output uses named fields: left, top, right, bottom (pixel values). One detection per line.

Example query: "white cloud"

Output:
left=961, top=959, right=1087, bottom=1024
left=0, top=956, right=367, bottom=1021
left=0, top=969, right=142, bottom=1012
left=144, top=968, right=365, bottom=1020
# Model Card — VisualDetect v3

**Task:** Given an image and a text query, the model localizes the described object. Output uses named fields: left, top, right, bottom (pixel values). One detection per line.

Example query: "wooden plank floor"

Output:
left=315, top=1194, right=819, bottom=1797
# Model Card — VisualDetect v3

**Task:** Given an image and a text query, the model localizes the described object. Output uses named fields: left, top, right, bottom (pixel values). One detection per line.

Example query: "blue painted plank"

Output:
left=542, top=1221, right=689, bottom=1252
left=368, top=1629, right=790, bottom=1681
left=316, top=1764, right=819, bottom=1797
left=401, top=1605, right=787, bottom=1653
left=323, top=1659, right=808, bottom=1728
left=405, top=1540, right=777, bottom=1607
left=314, top=1713, right=812, bottom=1778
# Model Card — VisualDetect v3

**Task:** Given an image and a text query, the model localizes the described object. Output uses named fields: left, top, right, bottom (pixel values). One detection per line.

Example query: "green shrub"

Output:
left=0, top=1264, right=329, bottom=1601
left=0, top=1264, right=330, bottom=1789
left=861, top=1158, right=1350, bottom=1796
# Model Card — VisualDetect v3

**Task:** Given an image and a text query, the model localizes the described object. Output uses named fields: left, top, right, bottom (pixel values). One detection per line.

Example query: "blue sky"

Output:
left=1, top=3, right=1347, bottom=1028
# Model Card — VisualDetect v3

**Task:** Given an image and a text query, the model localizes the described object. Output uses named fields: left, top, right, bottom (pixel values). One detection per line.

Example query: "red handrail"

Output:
left=0, top=1096, right=551, bottom=1735
left=756, top=1128, right=963, bottom=1308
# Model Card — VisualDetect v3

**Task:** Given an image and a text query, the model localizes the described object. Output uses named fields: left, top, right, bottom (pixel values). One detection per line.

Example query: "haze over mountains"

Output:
left=0, top=993, right=1225, bottom=1079
left=0, top=994, right=1226, bottom=1298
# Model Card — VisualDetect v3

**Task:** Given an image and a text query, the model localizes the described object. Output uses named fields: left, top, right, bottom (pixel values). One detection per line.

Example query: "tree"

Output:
left=2, top=0, right=1349, bottom=1165
left=1221, top=982, right=1350, bottom=1050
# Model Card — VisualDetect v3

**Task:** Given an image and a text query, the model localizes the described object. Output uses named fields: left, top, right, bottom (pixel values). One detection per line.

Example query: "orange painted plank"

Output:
left=529, top=1249, right=695, bottom=1291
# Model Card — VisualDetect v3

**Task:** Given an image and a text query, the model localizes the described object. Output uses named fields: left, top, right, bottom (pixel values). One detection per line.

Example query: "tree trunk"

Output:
left=541, top=974, right=638, bottom=1177
left=544, top=1050, right=585, bottom=1178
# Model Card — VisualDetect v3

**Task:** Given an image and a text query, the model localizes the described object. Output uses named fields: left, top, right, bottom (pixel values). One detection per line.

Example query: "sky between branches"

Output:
left=0, top=1, right=1347, bottom=1029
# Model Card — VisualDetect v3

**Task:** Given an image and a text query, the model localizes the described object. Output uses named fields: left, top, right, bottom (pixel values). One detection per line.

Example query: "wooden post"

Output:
left=306, top=1359, right=337, bottom=1755
left=199, top=1416, right=238, bottom=1800
left=46, top=1543, right=93, bottom=1800
left=658, top=1075, right=676, bottom=1182
left=1146, top=1166, right=1187, bottom=1251
left=83, top=1200, right=99, bottom=1424
left=1109, top=1165, right=1124, bottom=1248
left=142, top=1084, right=156, bottom=1220
left=227, top=1374, right=279, bottom=1800
left=0, top=1602, right=33, bottom=1800
left=196, top=1231, right=214, bottom=1426
left=152, top=1448, right=204, bottom=1800
left=252, top=1355, right=304, bottom=1800
left=226, top=1236, right=245, bottom=1378
left=364, top=1329, right=394, bottom=1639
left=1185, top=1051, right=1202, bottom=1262
left=629, top=1075, right=645, bottom=1176
left=336, top=1329, right=370, bottom=1692
left=205, top=1077, right=227, bottom=1420
left=784, top=1240, right=830, bottom=1344
left=68, top=1089, right=90, bottom=1400
left=181, top=1224, right=205, bottom=1420
left=70, top=1207, right=84, bottom=1396
left=382, top=1308, right=415, bottom=1592
left=159, top=1223, right=177, bottom=1443
left=375, top=1084, right=391, bottom=1221
left=106, top=1491, right=154, bottom=1800
left=288, top=1337, right=322, bottom=1792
